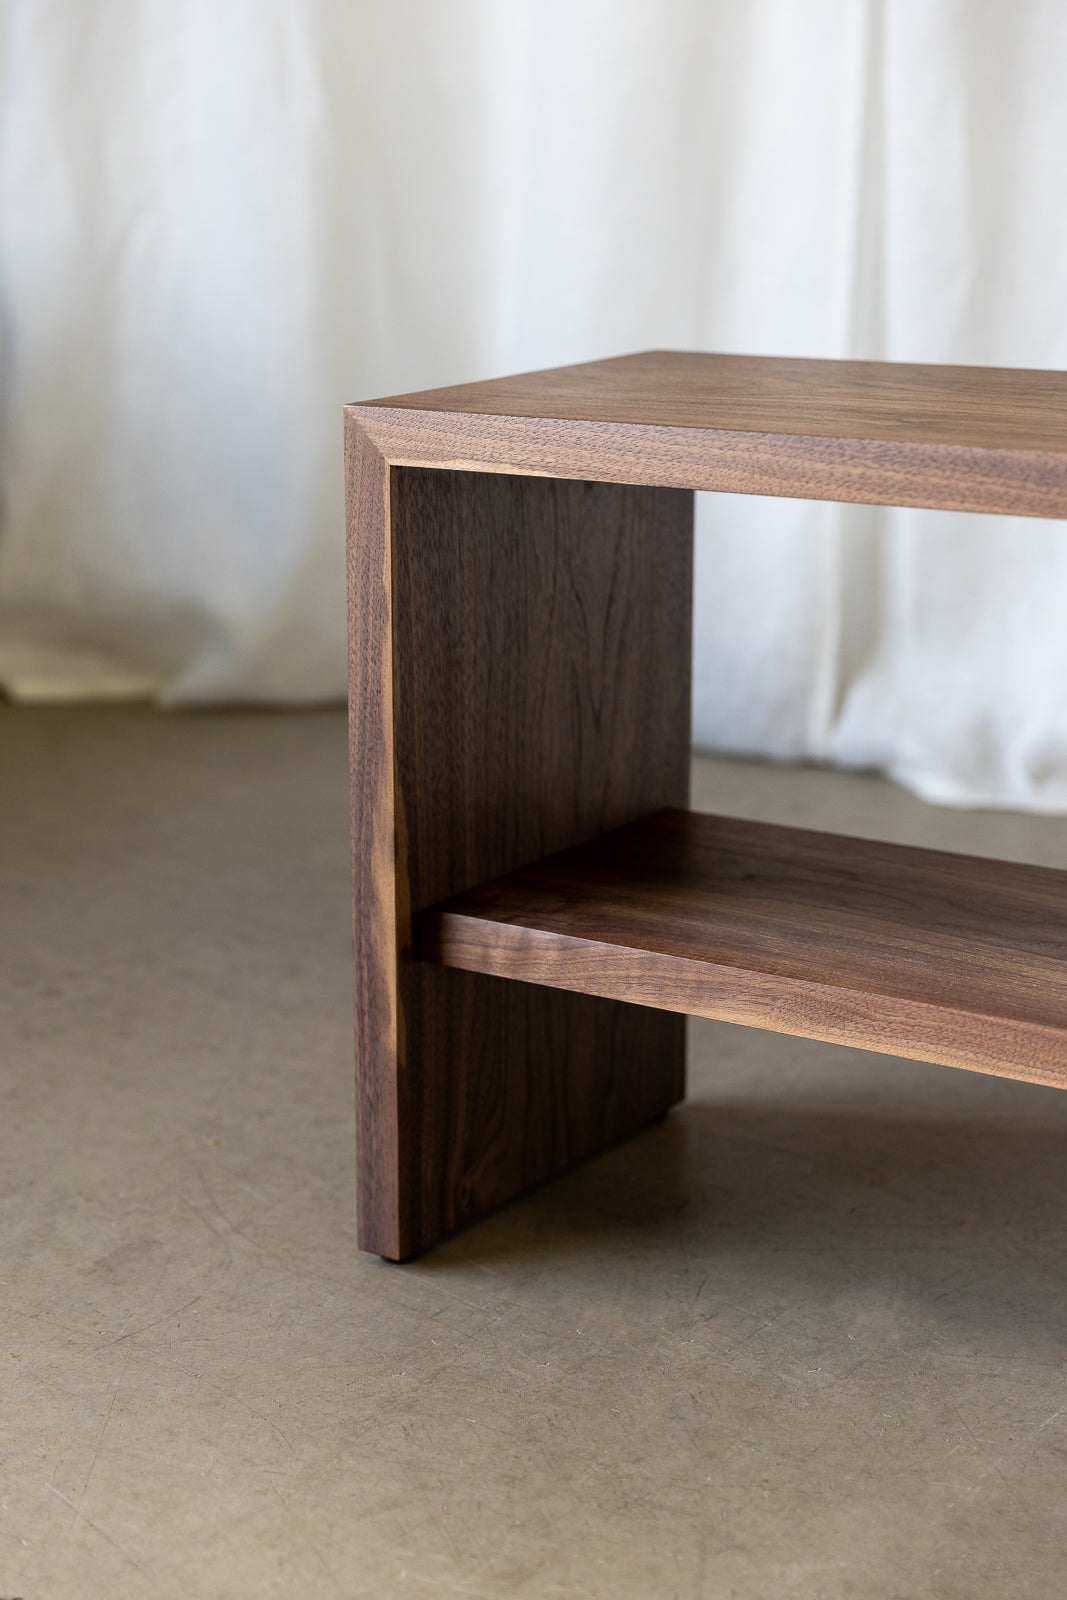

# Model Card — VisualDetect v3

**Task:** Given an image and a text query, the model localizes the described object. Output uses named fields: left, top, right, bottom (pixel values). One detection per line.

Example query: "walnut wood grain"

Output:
left=418, top=809, right=1067, bottom=1090
left=346, top=421, right=400, bottom=1254
left=346, top=447, right=693, bottom=1258
left=349, top=350, right=1067, bottom=518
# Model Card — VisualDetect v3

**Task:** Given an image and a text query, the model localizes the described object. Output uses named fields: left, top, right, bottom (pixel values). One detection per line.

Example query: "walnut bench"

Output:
left=345, top=350, right=1067, bottom=1260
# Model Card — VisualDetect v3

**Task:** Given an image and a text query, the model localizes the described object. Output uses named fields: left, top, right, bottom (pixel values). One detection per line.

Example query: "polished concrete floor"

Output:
left=2, top=705, right=1067, bottom=1599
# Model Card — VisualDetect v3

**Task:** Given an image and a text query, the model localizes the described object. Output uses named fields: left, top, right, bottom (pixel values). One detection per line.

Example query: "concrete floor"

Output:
left=2, top=705, right=1067, bottom=1599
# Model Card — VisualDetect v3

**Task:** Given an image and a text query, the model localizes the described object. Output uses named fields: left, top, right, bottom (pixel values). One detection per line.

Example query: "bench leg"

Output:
left=347, top=427, right=693, bottom=1258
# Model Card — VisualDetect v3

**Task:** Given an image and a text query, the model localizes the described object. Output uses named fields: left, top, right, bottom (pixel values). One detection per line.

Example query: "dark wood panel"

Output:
left=348, top=465, right=694, bottom=1258
left=392, top=471, right=693, bottom=910
left=390, top=472, right=693, bottom=1255
left=418, top=809, right=1067, bottom=1089
left=349, top=350, right=1067, bottom=519
left=345, top=420, right=403, bottom=1256
left=398, top=965, right=685, bottom=1248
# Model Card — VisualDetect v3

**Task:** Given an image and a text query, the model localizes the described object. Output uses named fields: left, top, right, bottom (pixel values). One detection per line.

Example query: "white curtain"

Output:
left=3, top=1, right=1067, bottom=807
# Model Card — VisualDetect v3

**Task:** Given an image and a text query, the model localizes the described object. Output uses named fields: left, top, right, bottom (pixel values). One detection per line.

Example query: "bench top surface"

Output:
left=347, top=350, right=1067, bottom=518
left=357, top=349, right=1067, bottom=453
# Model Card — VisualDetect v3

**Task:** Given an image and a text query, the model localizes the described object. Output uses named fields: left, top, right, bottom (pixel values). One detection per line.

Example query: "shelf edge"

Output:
left=418, top=910, right=1067, bottom=1091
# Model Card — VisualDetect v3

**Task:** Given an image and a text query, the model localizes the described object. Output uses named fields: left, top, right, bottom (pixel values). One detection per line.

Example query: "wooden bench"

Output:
left=345, top=350, right=1067, bottom=1260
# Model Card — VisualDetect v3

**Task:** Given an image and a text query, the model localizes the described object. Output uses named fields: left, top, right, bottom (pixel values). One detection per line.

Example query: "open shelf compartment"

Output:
left=417, top=809, right=1067, bottom=1089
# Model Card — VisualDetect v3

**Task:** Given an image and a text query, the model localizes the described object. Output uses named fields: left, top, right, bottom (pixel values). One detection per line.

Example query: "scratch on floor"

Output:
left=91, top=1295, right=203, bottom=1353
left=967, top=1405, right=1067, bottom=1490
left=270, top=1484, right=345, bottom=1596
left=76, top=1334, right=136, bottom=1517
left=40, top=1479, right=158, bottom=1587
left=134, top=1342, right=296, bottom=1454
left=399, top=1569, right=502, bottom=1597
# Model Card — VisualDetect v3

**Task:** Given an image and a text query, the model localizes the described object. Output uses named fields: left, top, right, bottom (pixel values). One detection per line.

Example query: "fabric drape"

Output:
left=2, top=0, right=1067, bottom=807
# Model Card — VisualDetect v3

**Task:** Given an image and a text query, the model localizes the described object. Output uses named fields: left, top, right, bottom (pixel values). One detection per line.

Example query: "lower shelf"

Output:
left=416, top=808, right=1067, bottom=1088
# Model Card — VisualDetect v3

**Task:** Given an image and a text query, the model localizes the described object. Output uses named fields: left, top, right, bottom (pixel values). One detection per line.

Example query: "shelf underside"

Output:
left=417, top=809, right=1067, bottom=1089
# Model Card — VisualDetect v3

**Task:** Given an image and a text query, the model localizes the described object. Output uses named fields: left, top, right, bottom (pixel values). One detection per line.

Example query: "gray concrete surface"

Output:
left=1, top=705, right=1066, bottom=1598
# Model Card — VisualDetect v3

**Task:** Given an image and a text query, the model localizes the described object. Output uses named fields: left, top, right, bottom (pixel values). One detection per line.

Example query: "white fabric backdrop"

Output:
left=3, top=1, right=1067, bottom=807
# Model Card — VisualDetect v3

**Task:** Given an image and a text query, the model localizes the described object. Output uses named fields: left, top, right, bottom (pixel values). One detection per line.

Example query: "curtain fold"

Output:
left=2, top=0, right=1067, bottom=806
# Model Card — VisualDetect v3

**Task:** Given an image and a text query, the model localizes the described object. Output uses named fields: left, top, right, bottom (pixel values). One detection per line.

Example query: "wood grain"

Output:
left=345, top=420, right=402, bottom=1255
left=348, top=350, right=1067, bottom=518
left=419, top=809, right=1067, bottom=1089
left=347, top=456, right=694, bottom=1258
